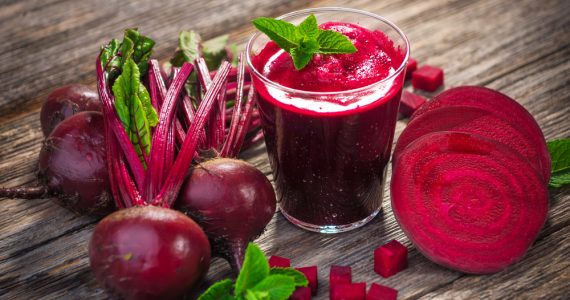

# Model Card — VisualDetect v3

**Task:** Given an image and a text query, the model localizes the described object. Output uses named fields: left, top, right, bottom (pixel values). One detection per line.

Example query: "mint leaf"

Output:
left=269, top=268, right=308, bottom=287
left=316, top=29, right=357, bottom=54
left=251, top=275, right=296, bottom=300
left=252, top=18, right=299, bottom=52
left=198, top=279, right=235, bottom=300
left=290, top=48, right=313, bottom=70
left=112, top=59, right=157, bottom=166
left=171, top=30, right=202, bottom=67
left=296, top=14, right=319, bottom=38
left=548, top=138, right=570, bottom=188
left=203, top=34, right=230, bottom=70
left=235, top=243, right=270, bottom=294
left=252, top=14, right=356, bottom=70
left=245, top=290, right=270, bottom=300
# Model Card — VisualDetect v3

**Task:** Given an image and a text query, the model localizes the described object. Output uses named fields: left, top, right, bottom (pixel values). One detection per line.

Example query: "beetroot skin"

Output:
left=176, top=158, right=276, bottom=272
left=410, top=86, right=550, bottom=181
left=89, top=206, right=211, bottom=300
left=374, top=240, right=408, bottom=278
left=38, top=111, right=113, bottom=215
left=40, top=84, right=101, bottom=137
left=391, top=132, right=548, bottom=274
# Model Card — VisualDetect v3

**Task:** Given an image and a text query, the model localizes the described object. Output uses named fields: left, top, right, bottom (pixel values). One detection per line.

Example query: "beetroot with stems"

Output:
left=176, top=158, right=276, bottom=272
left=269, top=255, right=291, bottom=268
left=411, top=65, right=443, bottom=92
left=330, top=283, right=366, bottom=300
left=366, top=284, right=397, bottom=300
left=410, top=86, right=551, bottom=181
left=393, top=105, right=547, bottom=179
left=89, top=206, right=211, bottom=300
left=40, top=84, right=101, bottom=137
left=0, top=111, right=113, bottom=216
left=373, top=240, right=408, bottom=278
left=391, top=131, right=548, bottom=273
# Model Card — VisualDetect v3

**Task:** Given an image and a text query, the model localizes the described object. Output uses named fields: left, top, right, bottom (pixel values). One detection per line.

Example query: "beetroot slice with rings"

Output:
left=391, top=131, right=548, bottom=274
left=410, top=86, right=550, bottom=181
left=393, top=106, right=546, bottom=180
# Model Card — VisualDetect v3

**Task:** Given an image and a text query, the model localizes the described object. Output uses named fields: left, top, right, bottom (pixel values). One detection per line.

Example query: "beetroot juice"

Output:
left=247, top=8, right=409, bottom=232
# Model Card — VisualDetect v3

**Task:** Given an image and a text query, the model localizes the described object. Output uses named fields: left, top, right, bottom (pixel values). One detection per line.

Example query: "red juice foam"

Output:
left=251, top=22, right=406, bottom=229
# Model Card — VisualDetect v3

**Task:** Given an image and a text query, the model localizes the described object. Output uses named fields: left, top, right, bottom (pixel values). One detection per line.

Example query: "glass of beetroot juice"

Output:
left=246, top=7, right=409, bottom=233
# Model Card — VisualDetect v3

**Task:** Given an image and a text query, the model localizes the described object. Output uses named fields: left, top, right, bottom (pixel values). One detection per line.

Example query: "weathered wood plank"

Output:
left=0, top=0, right=312, bottom=116
left=0, top=0, right=569, bottom=299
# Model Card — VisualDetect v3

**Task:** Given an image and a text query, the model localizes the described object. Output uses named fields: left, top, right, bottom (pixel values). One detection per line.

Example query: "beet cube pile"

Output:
left=269, top=241, right=406, bottom=300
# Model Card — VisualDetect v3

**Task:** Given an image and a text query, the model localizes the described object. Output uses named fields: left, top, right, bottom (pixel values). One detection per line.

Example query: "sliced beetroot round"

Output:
left=393, top=106, right=546, bottom=180
left=409, top=86, right=550, bottom=180
left=391, top=131, right=548, bottom=274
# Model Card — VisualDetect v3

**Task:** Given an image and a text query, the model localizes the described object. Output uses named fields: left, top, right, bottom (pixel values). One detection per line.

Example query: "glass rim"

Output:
left=245, top=7, right=410, bottom=96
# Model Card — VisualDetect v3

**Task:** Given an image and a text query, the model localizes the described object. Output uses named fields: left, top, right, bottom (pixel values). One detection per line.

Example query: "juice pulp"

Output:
left=252, top=22, right=405, bottom=227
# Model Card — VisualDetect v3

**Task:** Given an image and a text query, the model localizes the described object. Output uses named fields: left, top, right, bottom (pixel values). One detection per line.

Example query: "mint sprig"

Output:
left=547, top=138, right=570, bottom=188
left=198, top=243, right=308, bottom=300
left=252, top=14, right=357, bottom=70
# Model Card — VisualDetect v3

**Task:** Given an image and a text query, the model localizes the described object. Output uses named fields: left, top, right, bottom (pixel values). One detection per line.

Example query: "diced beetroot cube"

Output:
left=269, top=255, right=291, bottom=268
left=412, top=65, right=444, bottom=92
left=374, top=240, right=408, bottom=278
left=330, top=283, right=366, bottom=300
left=366, top=283, right=398, bottom=300
left=297, top=266, right=318, bottom=296
left=329, top=265, right=352, bottom=296
left=405, top=58, right=417, bottom=80
left=399, top=91, right=427, bottom=118
left=330, top=265, right=352, bottom=285
left=290, top=287, right=312, bottom=300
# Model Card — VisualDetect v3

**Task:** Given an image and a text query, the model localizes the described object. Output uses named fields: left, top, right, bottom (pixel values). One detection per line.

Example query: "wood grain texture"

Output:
left=1, top=0, right=569, bottom=299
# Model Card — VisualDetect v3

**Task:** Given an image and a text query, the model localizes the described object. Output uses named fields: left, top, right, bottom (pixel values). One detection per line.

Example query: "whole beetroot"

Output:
left=40, top=84, right=101, bottom=137
left=89, top=206, right=211, bottom=300
left=0, top=111, right=113, bottom=216
left=176, top=158, right=276, bottom=273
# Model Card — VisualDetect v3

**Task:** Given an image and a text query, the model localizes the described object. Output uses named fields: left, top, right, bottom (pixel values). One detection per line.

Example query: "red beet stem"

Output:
left=96, top=57, right=145, bottom=190
left=196, top=58, right=226, bottom=150
left=153, top=62, right=232, bottom=207
left=241, top=131, right=264, bottom=150
left=145, top=62, right=193, bottom=202
left=220, top=53, right=246, bottom=157
left=197, top=60, right=213, bottom=88
left=104, top=120, right=125, bottom=209
left=180, top=95, right=207, bottom=149
left=0, top=186, right=49, bottom=199
left=230, top=86, right=257, bottom=157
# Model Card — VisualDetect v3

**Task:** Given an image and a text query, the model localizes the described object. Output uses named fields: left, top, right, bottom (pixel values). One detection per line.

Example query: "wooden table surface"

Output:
left=1, top=0, right=569, bottom=299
